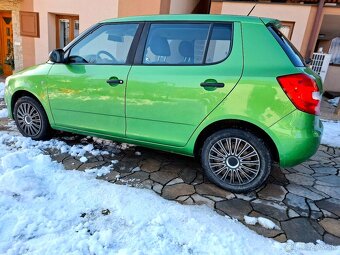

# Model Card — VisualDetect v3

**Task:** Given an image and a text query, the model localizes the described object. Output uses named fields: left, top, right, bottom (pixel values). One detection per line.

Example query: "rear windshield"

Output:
left=267, top=25, right=306, bottom=67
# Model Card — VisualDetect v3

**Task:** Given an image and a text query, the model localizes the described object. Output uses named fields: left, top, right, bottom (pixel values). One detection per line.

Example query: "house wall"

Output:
left=31, top=0, right=119, bottom=64
left=324, top=65, right=340, bottom=92
left=20, top=0, right=34, bottom=68
left=169, top=0, right=200, bottom=14
left=118, top=0, right=163, bottom=17
left=210, top=2, right=317, bottom=57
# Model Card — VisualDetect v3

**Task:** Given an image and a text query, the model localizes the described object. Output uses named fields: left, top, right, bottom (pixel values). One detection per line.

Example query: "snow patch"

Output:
left=328, top=97, right=339, bottom=107
left=0, top=108, right=7, bottom=118
left=321, top=120, right=340, bottom=148
left=0, top=82, right=4, bottom=98
left=244, top=216, right=280, bottom=230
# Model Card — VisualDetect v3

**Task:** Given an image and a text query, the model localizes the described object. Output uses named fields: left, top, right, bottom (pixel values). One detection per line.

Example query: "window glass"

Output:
left=68, top=24, right=138, bottom=64
left=143, top=23, right=210, bottom=65
left=206, top=24, right=232, bottom=64
left=267, top=25, right=305, bottom=67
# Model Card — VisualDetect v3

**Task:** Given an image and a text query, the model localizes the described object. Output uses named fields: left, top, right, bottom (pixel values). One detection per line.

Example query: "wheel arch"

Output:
left=193, top=119, right=279, bottom=163
left=10, top=89, right=54, bottom=126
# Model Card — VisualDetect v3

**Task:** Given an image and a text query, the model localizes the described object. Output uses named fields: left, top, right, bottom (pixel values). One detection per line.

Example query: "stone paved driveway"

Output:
left=0, top=98, right=339, bottom=245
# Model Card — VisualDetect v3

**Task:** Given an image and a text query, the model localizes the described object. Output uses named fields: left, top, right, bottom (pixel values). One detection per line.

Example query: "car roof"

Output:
left=101, top=14, right=272, bottom=24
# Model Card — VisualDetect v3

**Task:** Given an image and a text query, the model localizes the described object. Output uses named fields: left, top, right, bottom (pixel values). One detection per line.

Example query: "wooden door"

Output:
left=56, top=15, right=79, bottom=48
left=0, top=12, right=13, bottom=76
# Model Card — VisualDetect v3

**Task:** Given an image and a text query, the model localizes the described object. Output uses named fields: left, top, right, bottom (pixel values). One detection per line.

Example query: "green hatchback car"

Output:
left=4, top=15, right=323, bottom=193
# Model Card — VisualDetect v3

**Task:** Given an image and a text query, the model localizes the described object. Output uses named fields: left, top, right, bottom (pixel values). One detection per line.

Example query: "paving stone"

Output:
left=258, top=184, right=287, bottom=201
left=312, top=167, right=338, bottom=175
left=182, top=197, right=195, bottom=205
left=310, top=211, right=323, bottom=220
left=179, top=168, right=196, bottom=184
left=162, top=183, right=195, bottom=200
left=274, top=234, right=287, bottom=243
left=319, top=218, right=340, bottom=237
left=140, top=179, right=153, bottom=189
left=291, top=165, right=314, bottom=175
left=120, top=171, right=149, bottom=183
left=286, top=184, right=324, bottom=201
left=281, top=218, right=322, bottom=243
left=316, top=198, right=340, bottom=217
left=321, top=209, right=338, bottom=219
left=195, top=183, right=231, bottom=198
left=314, top=185, right=340, bottom=200
left=77, top=161, right=106, bottom=171
left=311, top=150, right=332, bottom=160
left=247, top=224, right=283, bottom=238
left=216, top=199, right=252, bottom=220
left=251, top=199, right=288, bottom=221
left=152, top=183, right=163, bottom=194
left=167, top=178, right=184, bottom=186
left=288, top=209, right=299, bottom=218
left=316, top=175, right=340, bottom=187
left=150, top=171, right=178, bottom=185
left=192, top=173, right=204, bottom=185
left=161, top=163, right=183, bottom=175
left=324, top=234, right=340, bottom=246
left=248, top=211, right=281, bottom=227
left=176, top=195, right=190, bottom=202
left=51, top=152, right=69, bottom=163
left=270, top=166, right=289, bottom=184
left=140, top=159, right=161, bottom=173
left=191, top=194, right=215, bottom=208
left=63, top=157, right=83, bottom=170
left=206, top=195, right=227, bottom=202
left=283, top=193, right=309, bottom=217
left=285, top=173, right=315, bottom=186
left=235, top=192, right=257, bottom=201
left=99, top=170, right=120, bottom=182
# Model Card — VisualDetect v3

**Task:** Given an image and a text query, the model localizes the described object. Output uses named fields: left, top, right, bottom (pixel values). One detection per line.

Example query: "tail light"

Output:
left=277, top=73, right=320, bottom=115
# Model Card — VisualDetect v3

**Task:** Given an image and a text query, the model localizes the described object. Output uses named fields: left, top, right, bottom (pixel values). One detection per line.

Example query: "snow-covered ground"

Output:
left=0, top=133, right=339, bottom=255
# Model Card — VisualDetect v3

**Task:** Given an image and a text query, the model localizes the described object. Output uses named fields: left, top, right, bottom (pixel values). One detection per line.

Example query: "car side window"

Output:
left=143, top=23, right=210, bottom=65
left=206, top=24, right=232, bottom=64
left=68, top=23, right=138, bottom=64
left=142, top=23, right=232, bottom=65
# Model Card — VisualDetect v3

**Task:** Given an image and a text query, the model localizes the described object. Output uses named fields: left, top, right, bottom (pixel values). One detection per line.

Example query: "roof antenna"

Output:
left=247, top=3, right=257, bottom=16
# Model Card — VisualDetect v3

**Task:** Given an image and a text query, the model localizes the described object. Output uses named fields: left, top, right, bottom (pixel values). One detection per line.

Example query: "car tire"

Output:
left=13, top=96, right=52, bottom=140
left=201, top=129, right=272, bottom=193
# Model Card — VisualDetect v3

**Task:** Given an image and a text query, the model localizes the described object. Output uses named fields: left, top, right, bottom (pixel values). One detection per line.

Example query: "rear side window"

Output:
left=142, top=23, right=232, bottom=65
left=267, top=25, right=306, bottom=67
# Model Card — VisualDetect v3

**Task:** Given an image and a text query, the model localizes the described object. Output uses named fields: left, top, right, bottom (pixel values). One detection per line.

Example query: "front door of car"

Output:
left=47, top=23, right=141, bottom=137
left=126, top=22, right=243, bottom=146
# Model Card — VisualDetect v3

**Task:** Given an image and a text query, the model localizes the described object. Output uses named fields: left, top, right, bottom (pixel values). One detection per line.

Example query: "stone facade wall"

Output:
left=0, top=0, right=24, bottom=72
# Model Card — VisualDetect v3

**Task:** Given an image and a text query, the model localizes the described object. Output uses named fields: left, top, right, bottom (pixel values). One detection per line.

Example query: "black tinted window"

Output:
left=143, top=23, right=232, bottom=65
left=143, top=23, right=210, bottom=65
left=268, top=25, right=305, bottom=67
left=206, top=24, right=232, bottom=64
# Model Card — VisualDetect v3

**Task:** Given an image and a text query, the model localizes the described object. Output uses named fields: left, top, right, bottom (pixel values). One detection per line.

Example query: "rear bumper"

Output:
left=269, top=110, right=322, bottom=167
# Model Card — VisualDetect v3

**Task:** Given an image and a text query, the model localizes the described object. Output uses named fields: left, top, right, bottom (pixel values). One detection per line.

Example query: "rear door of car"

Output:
left=125, top=21, right=243, bottom=146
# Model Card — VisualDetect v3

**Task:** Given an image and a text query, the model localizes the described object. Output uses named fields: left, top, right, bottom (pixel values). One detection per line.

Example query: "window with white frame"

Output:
left=329, top=37, right=340, bottom=65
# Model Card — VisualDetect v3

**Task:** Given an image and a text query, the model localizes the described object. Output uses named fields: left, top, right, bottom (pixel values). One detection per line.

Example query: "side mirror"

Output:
left=49, top=49, right=65, bottom=63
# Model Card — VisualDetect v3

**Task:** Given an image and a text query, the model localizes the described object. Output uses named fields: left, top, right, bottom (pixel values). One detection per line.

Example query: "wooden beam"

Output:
left=305, top=0, right=326, bottom=59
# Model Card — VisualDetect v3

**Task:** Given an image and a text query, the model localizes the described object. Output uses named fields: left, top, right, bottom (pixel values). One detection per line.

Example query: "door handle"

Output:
left=200, top=82, right=225, bottom=88
left=106, top=79, right=124, bottom=85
